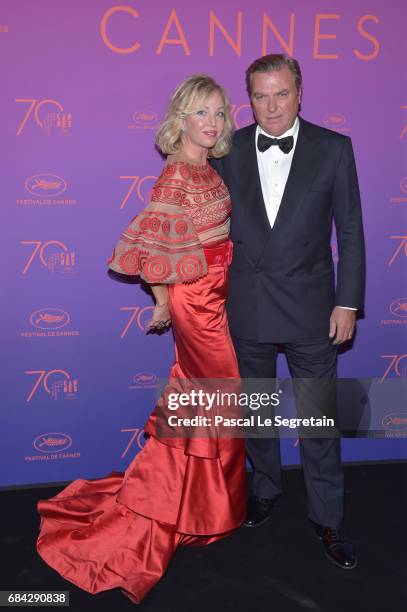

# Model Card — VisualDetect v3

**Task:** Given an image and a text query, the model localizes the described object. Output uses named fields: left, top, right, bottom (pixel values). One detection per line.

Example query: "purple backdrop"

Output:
left=1, top=0, right=406, bottom=487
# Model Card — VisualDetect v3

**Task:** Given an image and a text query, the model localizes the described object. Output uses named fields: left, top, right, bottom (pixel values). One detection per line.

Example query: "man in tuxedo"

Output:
left=212, top=54, right=365, bottom=569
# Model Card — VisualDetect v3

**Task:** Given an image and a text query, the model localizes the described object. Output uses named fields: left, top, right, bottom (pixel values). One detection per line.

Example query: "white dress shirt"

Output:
left=255, top=116, right=299, bottom=230
left=255, top=116, right=355, bottom=312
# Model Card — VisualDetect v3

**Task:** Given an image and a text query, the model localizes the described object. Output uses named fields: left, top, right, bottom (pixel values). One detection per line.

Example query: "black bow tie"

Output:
left=257, top=133, right=294, bottom=154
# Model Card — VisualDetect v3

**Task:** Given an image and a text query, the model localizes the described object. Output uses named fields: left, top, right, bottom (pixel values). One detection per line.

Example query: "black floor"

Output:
left=2, top=463, right=406, bottom=612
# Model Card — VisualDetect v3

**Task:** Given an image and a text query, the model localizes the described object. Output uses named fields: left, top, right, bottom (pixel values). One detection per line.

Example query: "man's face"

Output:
left=250, top=67, right=301, bottom=137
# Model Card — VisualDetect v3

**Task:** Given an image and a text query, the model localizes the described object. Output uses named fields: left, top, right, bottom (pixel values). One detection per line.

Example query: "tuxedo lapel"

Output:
left=233, top=125, right=271, bottom=263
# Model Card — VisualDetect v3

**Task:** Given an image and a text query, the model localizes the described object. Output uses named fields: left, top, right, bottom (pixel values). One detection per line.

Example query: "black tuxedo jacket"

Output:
left=212, top=117, right=366, bottom=343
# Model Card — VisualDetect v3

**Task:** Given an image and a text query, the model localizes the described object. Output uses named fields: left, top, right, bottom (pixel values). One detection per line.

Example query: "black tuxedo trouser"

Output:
left=232, top=335, right=344, bottom=527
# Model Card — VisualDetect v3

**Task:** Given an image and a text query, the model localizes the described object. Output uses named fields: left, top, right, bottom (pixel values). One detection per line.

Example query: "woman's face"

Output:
left=182, top=90, right=225, bottom=152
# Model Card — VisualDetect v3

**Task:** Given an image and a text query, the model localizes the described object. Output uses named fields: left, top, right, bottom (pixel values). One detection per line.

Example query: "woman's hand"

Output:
left=146, top=302, right=171, bottom=333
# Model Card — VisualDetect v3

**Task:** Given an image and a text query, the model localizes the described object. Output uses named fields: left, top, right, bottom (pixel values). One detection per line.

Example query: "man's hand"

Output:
left=329, top=307, right=356, bottom=345
left=146, top=303, right=171, bottom=333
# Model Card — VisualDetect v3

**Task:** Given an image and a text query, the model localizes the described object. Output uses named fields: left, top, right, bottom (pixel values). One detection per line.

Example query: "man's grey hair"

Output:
left=245, top=53, right=302, bottom=95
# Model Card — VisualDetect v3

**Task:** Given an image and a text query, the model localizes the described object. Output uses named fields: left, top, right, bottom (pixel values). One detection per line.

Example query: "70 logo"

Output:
left=120, top=306, right=154, bottom=337
left=230, top=104, right=252, bottom=129
left=118, top=176, right=157, bottom=209
left=380, top=355, right=407, bottom=383
left=25, top=369, right=75, bottom=402
left=16, top=98, right=70, bottom=135
left=388, top=236, right=407, bottom=266
left=20, top=241, right=75, bottom=274
left=120, top=428, right=146, bottom=457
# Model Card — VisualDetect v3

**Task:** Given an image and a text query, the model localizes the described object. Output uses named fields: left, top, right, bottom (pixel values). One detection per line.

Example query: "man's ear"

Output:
left=297, top=87, right=302, bottom=113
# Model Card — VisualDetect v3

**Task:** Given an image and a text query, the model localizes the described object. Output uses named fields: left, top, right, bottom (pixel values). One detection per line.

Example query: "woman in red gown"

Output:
left=36, top=74, right=246, bottom=604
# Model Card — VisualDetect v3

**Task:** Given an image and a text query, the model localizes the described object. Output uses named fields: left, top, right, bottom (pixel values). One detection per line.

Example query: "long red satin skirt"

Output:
left=36, top=241, right=246, bottom=604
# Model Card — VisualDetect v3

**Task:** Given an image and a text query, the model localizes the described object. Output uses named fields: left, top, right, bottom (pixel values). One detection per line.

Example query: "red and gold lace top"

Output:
left=108, top=161, right=231, bottom=283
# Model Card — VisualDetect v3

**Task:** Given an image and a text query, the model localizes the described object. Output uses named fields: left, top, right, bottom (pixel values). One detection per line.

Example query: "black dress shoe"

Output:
left=312, top=521, right=357, bottom=569
left=243, top=495, right=281, bottom=528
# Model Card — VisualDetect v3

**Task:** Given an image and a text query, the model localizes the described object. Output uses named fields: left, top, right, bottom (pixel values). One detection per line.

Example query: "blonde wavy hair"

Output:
left=156, top=74, right=233, bottom=159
